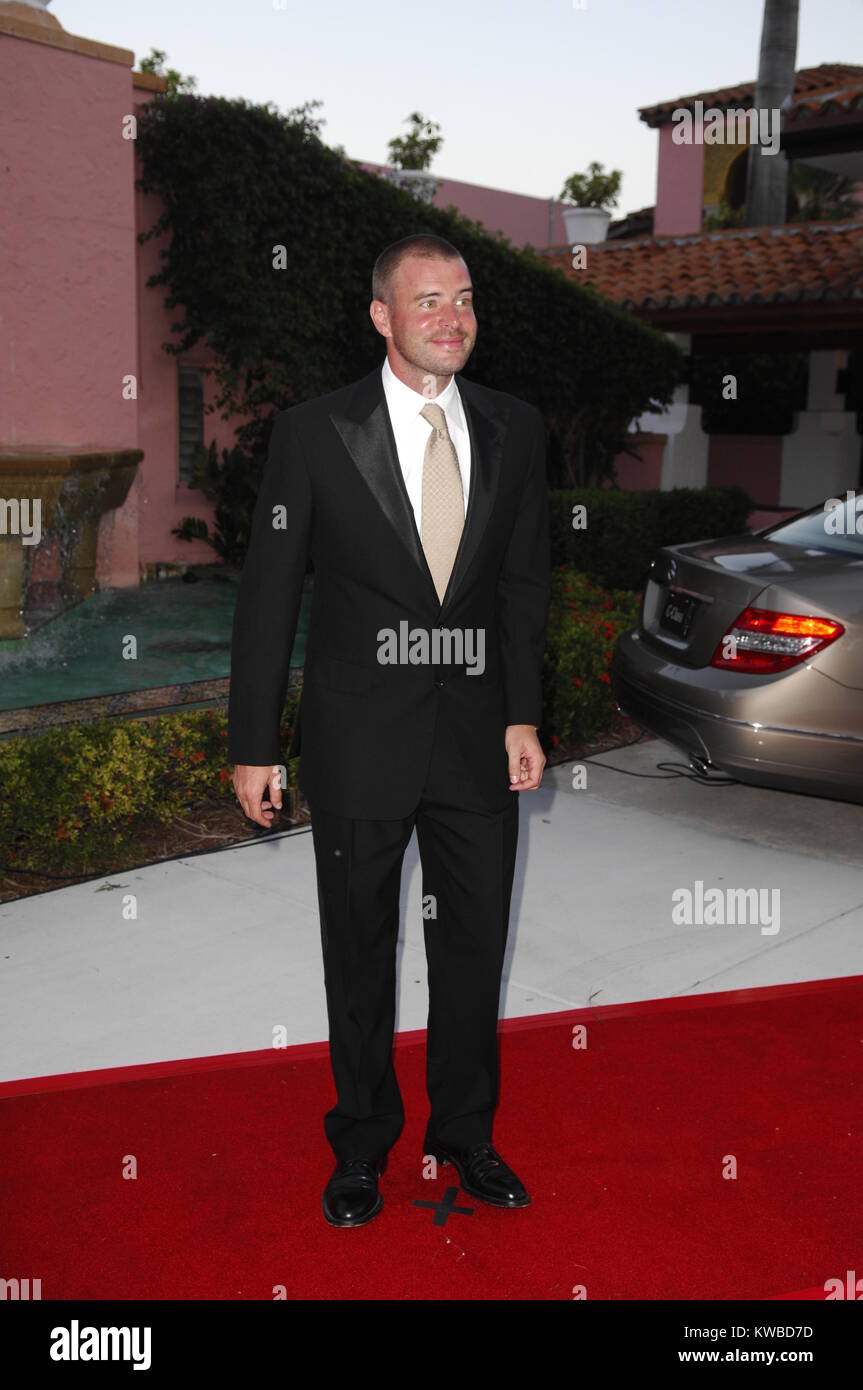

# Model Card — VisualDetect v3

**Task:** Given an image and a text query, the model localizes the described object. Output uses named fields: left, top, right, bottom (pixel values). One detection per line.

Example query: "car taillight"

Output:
left=710, top=606, right=844, bottom=674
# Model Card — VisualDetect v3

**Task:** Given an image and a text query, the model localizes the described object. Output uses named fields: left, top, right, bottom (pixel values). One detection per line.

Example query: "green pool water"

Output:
left=0, top=568, right=310, bottom=711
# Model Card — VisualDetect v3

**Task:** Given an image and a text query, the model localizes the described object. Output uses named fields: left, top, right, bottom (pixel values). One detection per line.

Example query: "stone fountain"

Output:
left=0, top=447, right=141, bottom=638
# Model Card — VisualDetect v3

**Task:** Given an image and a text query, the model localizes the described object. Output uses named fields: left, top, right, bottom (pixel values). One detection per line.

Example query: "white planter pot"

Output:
left=561, top=206, right=611, bottom=245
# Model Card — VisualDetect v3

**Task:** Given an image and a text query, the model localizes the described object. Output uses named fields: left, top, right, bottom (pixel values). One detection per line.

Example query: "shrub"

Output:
left=559, top=161, right=622, bottom=211
left=0, top=693, right=299, bottom=877
left=542, top=568, right=640, bottom=747
left=549, top=485, right=753, bottom=588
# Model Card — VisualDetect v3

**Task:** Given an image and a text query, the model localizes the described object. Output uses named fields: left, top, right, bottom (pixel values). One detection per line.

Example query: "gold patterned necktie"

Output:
left=419, top=402, right=464, bottom=604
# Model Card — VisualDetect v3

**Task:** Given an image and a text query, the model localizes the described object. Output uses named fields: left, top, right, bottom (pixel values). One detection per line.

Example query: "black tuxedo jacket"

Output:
left=227, top=362, right=551, bottom=819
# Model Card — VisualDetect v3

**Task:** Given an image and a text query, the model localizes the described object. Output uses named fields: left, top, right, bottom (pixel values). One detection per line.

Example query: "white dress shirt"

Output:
left=381, top=356, right=471, bottom=536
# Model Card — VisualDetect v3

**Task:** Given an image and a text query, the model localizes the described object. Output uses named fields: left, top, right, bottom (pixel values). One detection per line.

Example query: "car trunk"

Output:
left=640, top=533, right=851, bottom=669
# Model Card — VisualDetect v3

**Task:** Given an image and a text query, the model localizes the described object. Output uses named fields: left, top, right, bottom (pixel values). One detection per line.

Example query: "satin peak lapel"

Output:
left=329, top=367, right=427, bottom=585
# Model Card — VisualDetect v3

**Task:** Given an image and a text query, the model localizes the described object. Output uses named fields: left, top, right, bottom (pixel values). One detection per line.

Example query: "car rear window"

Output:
left=763, top=496, right=863, bottom=557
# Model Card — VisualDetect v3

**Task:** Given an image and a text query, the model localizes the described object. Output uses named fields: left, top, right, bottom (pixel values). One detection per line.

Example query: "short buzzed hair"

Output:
left=372, top=233, right=466, bottom=304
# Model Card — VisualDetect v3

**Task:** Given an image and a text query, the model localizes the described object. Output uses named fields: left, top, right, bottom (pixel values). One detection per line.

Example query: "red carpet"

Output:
left=2, top=977, right=861, bottom=1300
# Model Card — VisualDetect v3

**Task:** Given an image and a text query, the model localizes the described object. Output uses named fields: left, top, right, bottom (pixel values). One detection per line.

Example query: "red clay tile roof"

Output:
left=542, top=221, right=863, bottom=313
left=639, top=64, right=863, bottom=127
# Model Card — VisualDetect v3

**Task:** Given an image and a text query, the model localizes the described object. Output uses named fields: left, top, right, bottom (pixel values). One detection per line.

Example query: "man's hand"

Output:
left=505, top=724, right=546, bottom=792
left=233, top=764, right=283, bottom=828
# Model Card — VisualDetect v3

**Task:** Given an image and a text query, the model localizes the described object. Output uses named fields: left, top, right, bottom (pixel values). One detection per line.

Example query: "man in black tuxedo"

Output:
left=228, top=233, right=551, bottom=1226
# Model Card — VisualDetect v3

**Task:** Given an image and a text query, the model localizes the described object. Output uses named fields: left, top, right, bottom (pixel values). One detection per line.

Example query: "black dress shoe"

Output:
left=322, top=1156, right=386, bottom=1227
left=425, top=1142, right=530, bottom=1208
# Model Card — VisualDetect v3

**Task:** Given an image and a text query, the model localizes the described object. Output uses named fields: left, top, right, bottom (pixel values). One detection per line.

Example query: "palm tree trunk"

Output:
left=744, top=0, right=799, bottom=226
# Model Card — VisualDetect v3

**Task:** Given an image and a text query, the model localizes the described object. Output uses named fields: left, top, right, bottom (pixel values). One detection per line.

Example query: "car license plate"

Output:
left=660, top=590, right=697, bottom=638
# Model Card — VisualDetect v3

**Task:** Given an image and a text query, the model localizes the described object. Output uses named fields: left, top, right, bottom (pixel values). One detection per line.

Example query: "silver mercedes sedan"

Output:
left=612, top=494, right=863, bottom=804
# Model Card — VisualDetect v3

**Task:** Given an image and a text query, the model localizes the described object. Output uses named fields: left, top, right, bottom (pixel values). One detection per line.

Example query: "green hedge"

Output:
left=0, top=572, right=641, bottom=882
left=549, top=485, right=753, bottom=589
left=136, top=94, right=682, bottom=488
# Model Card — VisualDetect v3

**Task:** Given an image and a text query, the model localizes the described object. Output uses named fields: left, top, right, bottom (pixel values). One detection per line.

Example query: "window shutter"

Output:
left=178, top=367, right=205, bottom=484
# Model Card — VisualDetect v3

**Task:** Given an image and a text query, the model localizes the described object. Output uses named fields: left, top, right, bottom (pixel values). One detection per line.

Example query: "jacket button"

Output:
left=434, top=679, right=444, bottom=688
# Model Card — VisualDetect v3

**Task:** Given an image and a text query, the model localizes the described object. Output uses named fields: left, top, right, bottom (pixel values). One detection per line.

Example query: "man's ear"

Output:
left=369, top=299, right=390, bottom=339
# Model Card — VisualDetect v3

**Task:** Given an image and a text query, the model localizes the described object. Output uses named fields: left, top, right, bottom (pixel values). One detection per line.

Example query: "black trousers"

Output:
left=308, top=753, right=519, bottom=1161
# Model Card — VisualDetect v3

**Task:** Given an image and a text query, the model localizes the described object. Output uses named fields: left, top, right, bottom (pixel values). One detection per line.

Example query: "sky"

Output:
left=53, top=0, right=863, bottom=216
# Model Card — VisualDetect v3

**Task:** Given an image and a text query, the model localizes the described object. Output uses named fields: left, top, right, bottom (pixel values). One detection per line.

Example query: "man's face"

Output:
left=371, top=253, right=477, bottom=388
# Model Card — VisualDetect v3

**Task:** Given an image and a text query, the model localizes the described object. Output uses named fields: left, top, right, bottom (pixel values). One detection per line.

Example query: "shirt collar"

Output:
left=381, top=356, right=464, bottom=435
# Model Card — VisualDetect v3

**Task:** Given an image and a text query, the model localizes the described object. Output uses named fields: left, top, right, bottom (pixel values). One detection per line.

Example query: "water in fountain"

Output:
left=0, top=569, right=311, bottom=711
